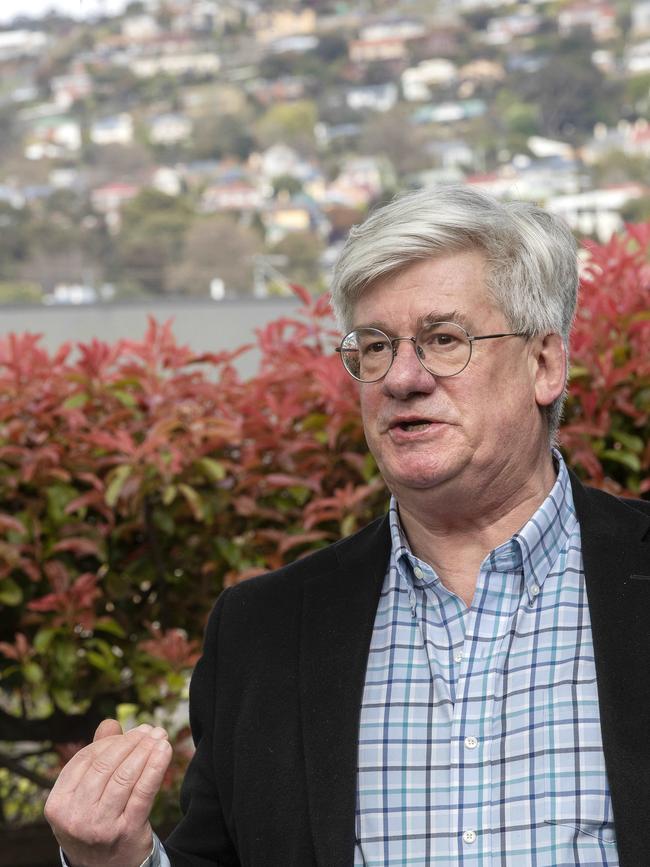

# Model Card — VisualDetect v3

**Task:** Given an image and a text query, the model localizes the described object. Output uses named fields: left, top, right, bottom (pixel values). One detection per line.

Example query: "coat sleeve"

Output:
left=164, top=589, right=241, bottom=867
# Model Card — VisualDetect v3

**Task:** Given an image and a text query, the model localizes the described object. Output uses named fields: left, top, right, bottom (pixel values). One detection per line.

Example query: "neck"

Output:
left=395, top=451, right=557, bottom=606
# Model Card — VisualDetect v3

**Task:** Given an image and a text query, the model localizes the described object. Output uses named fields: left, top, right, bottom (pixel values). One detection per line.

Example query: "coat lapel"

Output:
left=570, top=472, right=650, bottom=867
left=299, top=516, right=391, bottom=867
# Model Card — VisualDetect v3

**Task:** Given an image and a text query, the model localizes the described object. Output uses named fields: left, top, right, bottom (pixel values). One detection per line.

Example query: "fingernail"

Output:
left=134, top=724, right=153, bottom=733
left=149, top=727, right=167, bottom=740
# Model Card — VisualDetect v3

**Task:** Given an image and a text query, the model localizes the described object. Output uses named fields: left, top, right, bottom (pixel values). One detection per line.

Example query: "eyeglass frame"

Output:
left=335, top=321, right=529, bottom=382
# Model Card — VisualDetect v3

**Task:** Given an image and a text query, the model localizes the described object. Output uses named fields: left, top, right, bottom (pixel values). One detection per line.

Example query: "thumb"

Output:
left=93, top=718, right=123, bottom=741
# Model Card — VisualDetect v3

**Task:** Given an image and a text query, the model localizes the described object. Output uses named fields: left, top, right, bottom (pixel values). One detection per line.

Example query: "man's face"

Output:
left=353, top=250, right=553, bottom=501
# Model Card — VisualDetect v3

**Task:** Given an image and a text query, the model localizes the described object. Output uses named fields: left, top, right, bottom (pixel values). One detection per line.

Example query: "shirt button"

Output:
left=413, top=566, right=425, bottom=581
left=454, top=652, right=464, bottom=663
left=464, top=736, right=479, bottom=749
left=462, top=830, right=477, bottom=844
left=531, top=584, right=540, bottom=596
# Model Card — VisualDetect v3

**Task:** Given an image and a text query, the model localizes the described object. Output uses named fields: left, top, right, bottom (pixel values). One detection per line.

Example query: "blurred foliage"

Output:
left=561, top=222, right=650, bottom=496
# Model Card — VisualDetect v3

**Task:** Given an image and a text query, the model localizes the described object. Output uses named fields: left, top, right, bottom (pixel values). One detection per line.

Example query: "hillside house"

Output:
left=346, top=82, right=399, bottom=112
left=90, top=114, right=134, bottom=146
left=148, top=113, right=193, bottom=146
left=349, top=37, right=408, bottom=64
left=254, top=8, right=316, bottom=44
left=558, top=1, right=619, bottom=41
left=402, top=59, right=457, bottom=101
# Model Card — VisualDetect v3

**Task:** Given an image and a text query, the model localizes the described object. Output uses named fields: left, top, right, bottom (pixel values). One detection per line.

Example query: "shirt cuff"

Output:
left=60, top=834, right=163, bottom=867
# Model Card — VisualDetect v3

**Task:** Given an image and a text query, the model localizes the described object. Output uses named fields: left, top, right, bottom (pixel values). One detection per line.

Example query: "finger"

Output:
left=51, top=727, right=153, bottom=796
left=124, top=739, right=173, bottom=828
left=97, top=735, right=161, bottom=817
left=93, top=718, right=123, bottom=741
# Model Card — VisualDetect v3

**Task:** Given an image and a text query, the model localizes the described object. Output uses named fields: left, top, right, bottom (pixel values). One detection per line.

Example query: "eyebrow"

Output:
left=355, top=309, right=476, bottom=335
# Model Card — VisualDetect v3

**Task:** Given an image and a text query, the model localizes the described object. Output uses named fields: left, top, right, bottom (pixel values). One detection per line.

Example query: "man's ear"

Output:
left=531, top=332, right=566, bottom=408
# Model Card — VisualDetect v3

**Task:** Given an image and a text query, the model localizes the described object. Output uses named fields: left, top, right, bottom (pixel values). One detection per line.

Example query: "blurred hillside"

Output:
left=0, top=0, right=649, bottom=306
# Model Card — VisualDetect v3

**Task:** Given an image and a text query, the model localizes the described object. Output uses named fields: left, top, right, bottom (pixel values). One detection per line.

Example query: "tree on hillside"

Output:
left=167, top=215, right=263, bottom=295
left=514, top=33, right=622, bottom=142
left=358, top=104, right=428, bottom=176
left=255, top=100, right=318, bottom=155
left=270, top=230, right=325, bottom=290
left=191, top=112, right=257, bottom=161
left=114, top=190, right=194, bottom=294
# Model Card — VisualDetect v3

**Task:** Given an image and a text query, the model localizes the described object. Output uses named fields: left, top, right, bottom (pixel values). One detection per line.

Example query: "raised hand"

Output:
left=44, top=719, right=173, bottom=867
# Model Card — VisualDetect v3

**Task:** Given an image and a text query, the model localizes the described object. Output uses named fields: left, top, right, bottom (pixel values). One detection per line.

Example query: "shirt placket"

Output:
left=450, top=600, right=490, bottom=864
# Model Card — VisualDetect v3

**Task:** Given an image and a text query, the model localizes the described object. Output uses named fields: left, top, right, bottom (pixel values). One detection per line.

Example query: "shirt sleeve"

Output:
left=59, top=833, right=169, bottom=867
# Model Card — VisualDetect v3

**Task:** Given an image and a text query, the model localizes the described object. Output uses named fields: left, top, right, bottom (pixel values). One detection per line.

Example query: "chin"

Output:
left=384, top=464, right=459, bottom=494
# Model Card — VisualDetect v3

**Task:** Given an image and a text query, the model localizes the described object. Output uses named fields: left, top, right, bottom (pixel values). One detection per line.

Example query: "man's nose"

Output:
left=381, top=339, right=436, bottom=397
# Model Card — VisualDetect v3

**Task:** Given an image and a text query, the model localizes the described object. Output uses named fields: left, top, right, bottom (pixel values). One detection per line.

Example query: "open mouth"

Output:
left=394, top=419, right=434, bottom=432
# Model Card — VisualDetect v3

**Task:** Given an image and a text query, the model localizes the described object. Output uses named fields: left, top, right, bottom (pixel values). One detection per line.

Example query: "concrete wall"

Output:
left=0, top=297, right=306, bottom=377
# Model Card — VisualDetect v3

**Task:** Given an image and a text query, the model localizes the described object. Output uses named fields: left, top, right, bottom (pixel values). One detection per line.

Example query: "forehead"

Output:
left=352, top=249, right=495, bottom=328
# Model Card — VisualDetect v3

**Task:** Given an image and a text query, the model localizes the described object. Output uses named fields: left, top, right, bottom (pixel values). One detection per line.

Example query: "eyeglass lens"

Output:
left=339, top=323, right=472, bottom=381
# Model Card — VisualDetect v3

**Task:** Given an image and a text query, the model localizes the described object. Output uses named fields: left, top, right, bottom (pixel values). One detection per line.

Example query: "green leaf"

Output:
left=63, top=393, right=88, bottom=409
left=94, top=618, right=127, bottom=638
left=105, top=465, right=132, bottom=508
left=23, top=662, right=43, bottom=684
left=568, top=365, right=590, bottom=380
left=112, top=390, right=137, bottom=408
left=301, top=412, right=327, bottom=432
left=33, top=628, right=56, bottom=653
left=86, top=651, right=112, bottom=671
left=611, top=429, right=644, bottom=454
left=362, top=452, right=379, bottom=483
left=178, top=484, right=204, bottom=521
left=0, top=578, right=22, bottom=606
left=46, top=484, right=77, bottom=524
left=117, top=703, right=140, bottom=729
left=288, top=485, right=310, bottom=505
left=162, top=484, right=177, bottom=505
left=635, top=388, right=650, bottom=412
left=52, top=688, right=91, bottom=714
left=197, top=457, right=227, bottom=482
left=600, top=449, right=641, bottom=472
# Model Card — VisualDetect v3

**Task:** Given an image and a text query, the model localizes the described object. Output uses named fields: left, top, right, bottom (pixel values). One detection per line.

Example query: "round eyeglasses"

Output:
left=336, top=321, right=527, bottom=382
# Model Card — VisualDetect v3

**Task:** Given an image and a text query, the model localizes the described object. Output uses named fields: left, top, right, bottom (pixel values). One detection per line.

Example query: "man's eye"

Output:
left=362, top=341, right=389, bottom=354
left=424, top=332, right=458, bottom=347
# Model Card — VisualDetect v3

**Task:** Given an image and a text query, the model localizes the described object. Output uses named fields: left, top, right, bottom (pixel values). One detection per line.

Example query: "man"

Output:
left=46, top=186, right=650, bottom=866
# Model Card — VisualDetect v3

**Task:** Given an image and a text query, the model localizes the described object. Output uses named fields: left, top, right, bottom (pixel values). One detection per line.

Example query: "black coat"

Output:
left=165, top=472, right=650, bottom=867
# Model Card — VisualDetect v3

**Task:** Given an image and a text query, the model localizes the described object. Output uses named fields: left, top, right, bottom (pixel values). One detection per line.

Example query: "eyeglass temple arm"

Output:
left=469, top=331, right=526, bottom=342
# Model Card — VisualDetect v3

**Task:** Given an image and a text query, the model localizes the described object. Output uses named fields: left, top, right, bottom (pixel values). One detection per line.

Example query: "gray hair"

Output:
left=330, top=184, right=579, bottom=438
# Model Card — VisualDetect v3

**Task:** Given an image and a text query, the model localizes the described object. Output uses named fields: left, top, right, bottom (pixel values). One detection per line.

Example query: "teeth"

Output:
left=401, top=421, right=429, bottom=431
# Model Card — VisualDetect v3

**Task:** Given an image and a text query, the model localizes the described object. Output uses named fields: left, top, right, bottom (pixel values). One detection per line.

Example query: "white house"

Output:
left=558, top=1, right=619, bottom=41
left=546, top=185, right=648, bottom=240
left=121, top=14, right=160, bottom=41
left=345, top=82, right=399, bottom=113
left=401, top=59, right=457, bottom=101
left=51, top=70, right=93, bottom=109
left=632, top=1, right=650, bottom=37
left=90, top=114, right=134, bottom=146
left=360, top=19, right=427, bottom=42
left=148, top=113, right=193, bottom=146
left=625, top=39, right=650, bottom=74
left=0, top=30, right=48, bottom=61
left=25, top=116, right=82, bottom=158
left=131, top=52, right=221, bottom=79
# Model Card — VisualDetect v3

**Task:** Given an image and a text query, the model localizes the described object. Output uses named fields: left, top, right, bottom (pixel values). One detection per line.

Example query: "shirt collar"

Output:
left=388, top=449, right=577, bottom=605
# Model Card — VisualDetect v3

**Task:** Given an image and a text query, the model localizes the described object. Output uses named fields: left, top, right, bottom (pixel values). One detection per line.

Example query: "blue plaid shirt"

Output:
left=355, top=452, right=618, bottom=866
